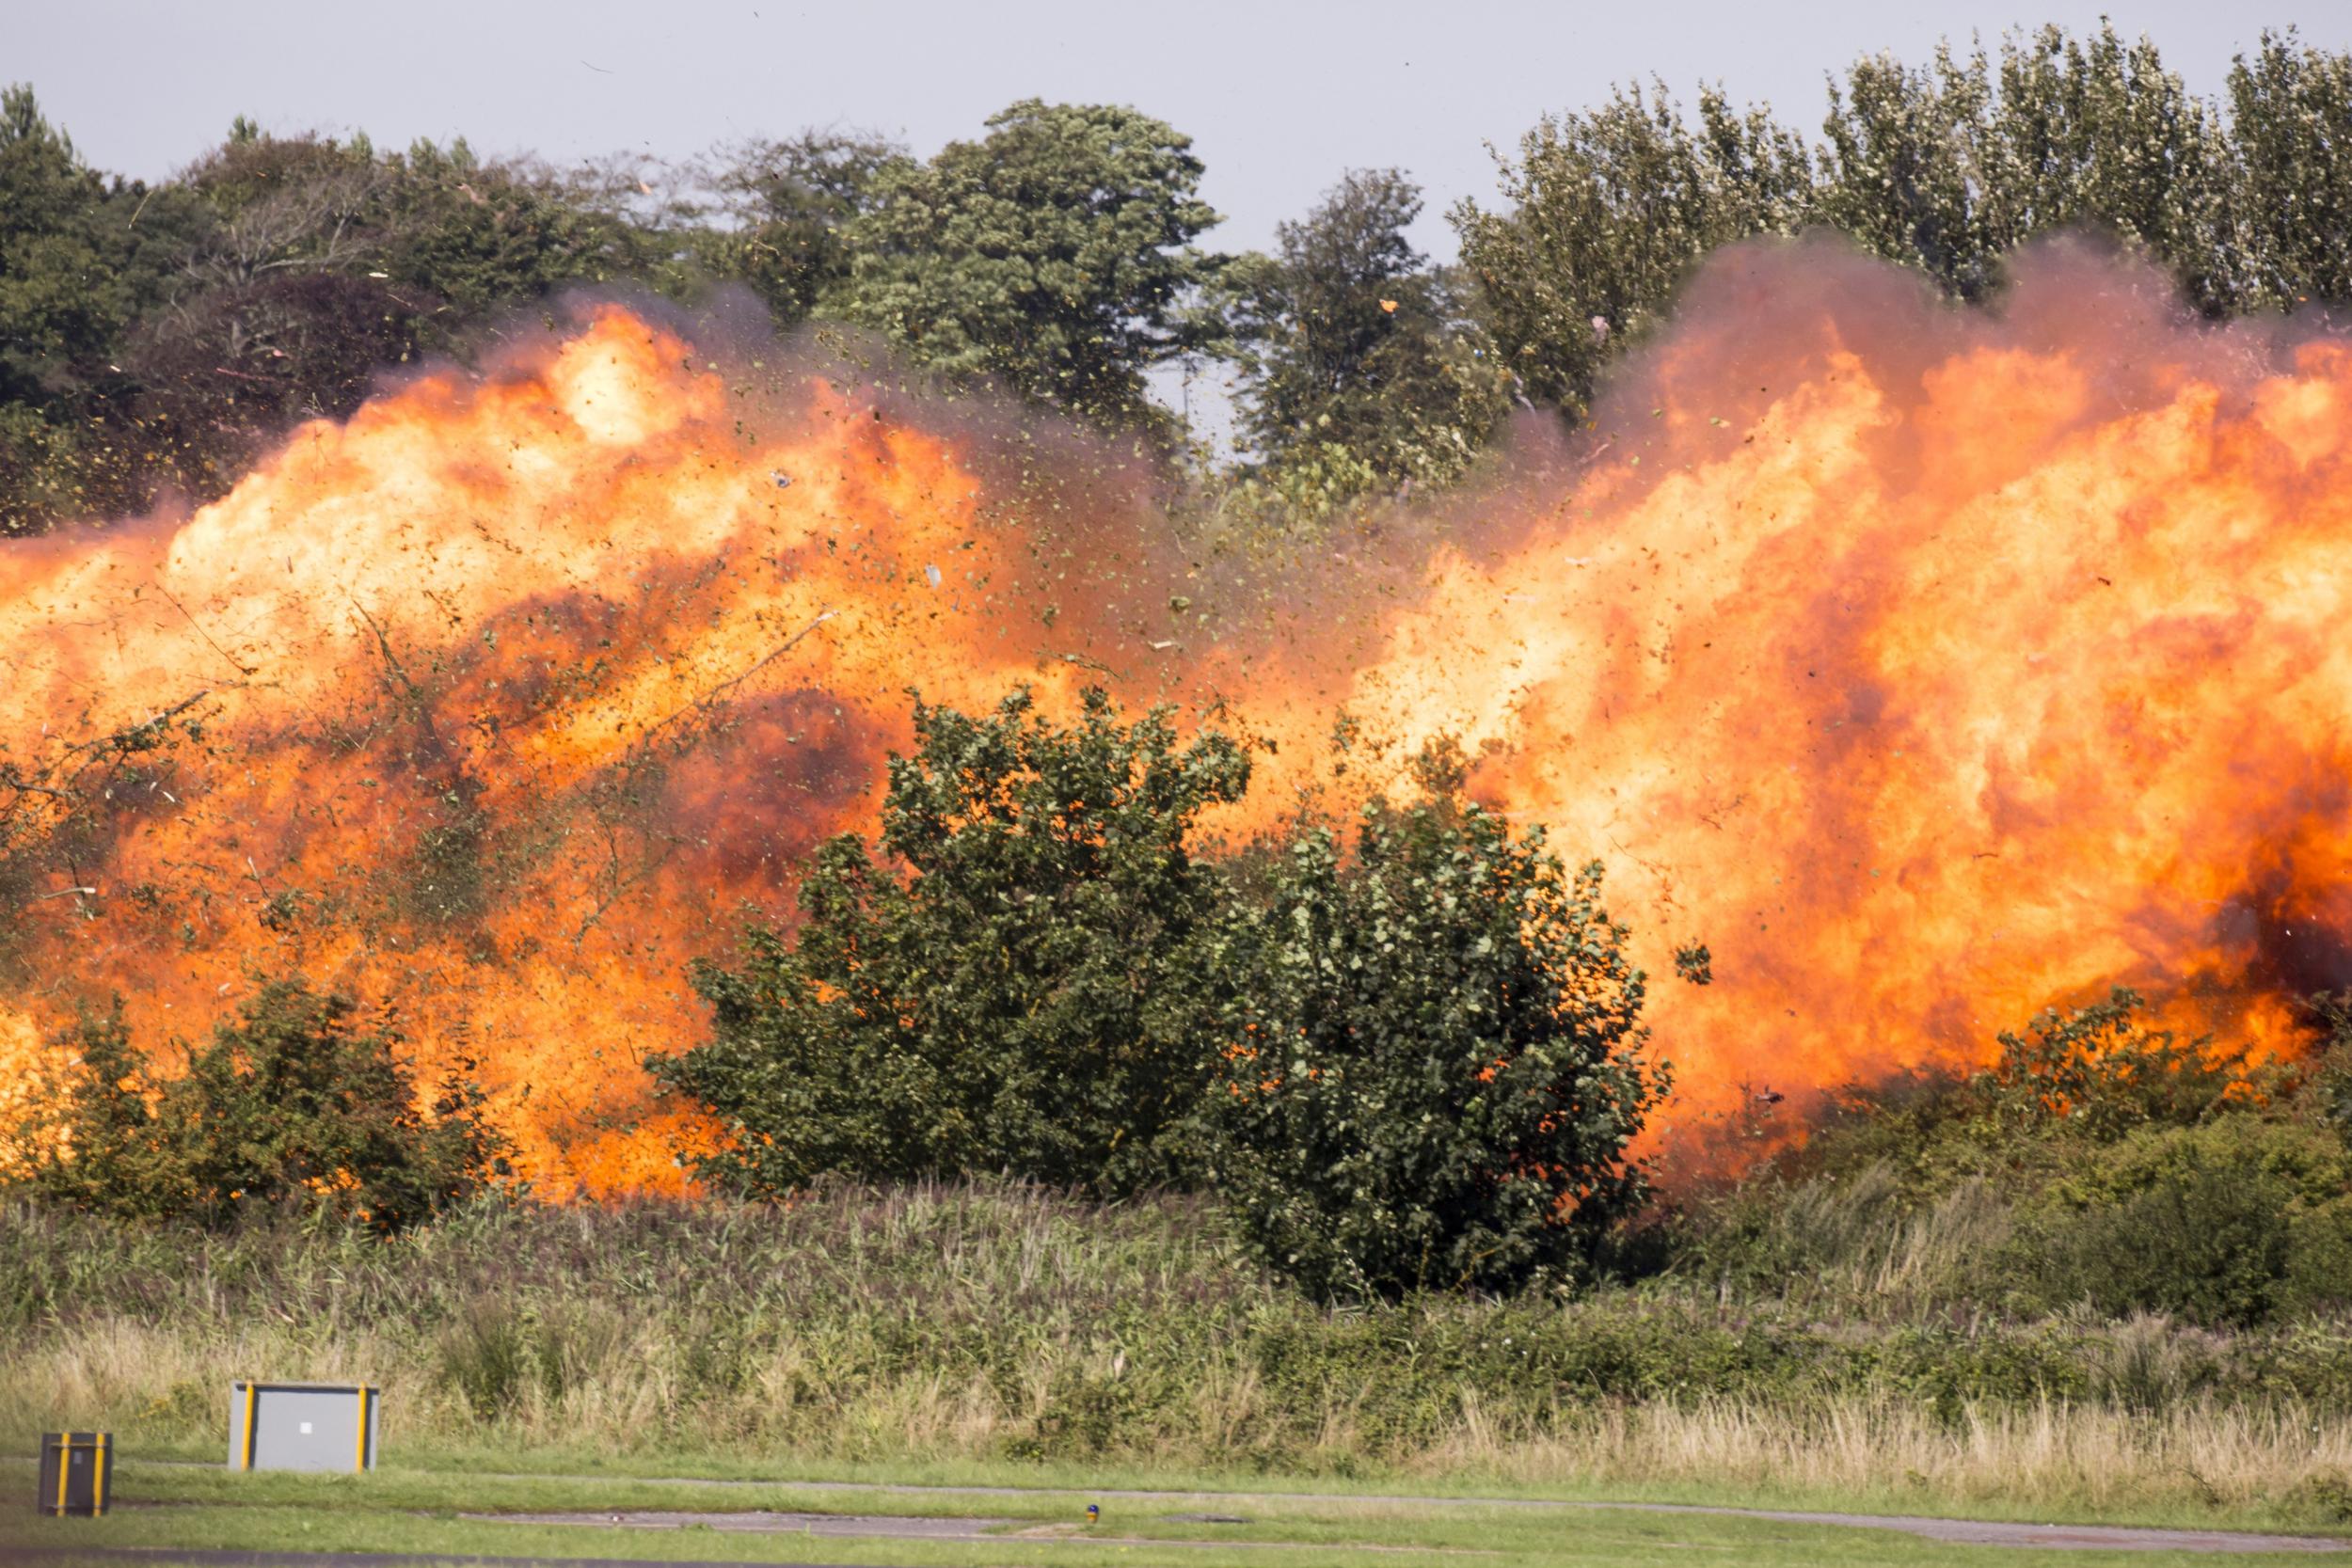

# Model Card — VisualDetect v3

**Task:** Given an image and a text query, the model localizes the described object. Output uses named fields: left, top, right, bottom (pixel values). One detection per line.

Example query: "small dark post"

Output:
left=36, top=1432, right=111, bottom=1516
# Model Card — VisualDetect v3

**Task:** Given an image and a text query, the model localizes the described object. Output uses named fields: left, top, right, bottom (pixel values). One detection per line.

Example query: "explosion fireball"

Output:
left=4, top=239, right=2348, bottom=1193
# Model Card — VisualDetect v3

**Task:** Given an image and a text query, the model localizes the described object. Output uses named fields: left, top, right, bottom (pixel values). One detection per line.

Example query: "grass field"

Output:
left=12, top=1185, right=2352, bottom=1537
left=3, top=1457, right=2348, bottom=1568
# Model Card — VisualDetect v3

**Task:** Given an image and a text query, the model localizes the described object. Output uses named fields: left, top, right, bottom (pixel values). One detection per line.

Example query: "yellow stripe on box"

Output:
left=354, top=1386, right=370, bottom=1471
left=53, top=1433, right=69, bottom=1515
left=242, top=1383, right=258, bottom=1470
left=92, top=1433, right=107, bottom=1513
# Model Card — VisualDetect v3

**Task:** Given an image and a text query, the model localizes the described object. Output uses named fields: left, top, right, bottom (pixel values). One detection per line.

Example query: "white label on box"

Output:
left=298, top=1421, right=312, bottom=1434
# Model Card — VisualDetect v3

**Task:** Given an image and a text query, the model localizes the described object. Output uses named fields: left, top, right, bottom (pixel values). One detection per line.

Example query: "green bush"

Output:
left=656, top=687, right=1252, bottom=1196
left=2286, top=1205, right=2352, bottom=1316
left=1667, top=985, right=2352, bottom=1328
left=2024, top=1159, right=2295, bottom=1326
left=1207, top=748, right=1669, bottom=1301
left=23, top=979, right=505, bottom=1234
left=2291, top=991, right=2352, bottom=1134
left=2015, top=1120, right=2352, bottom=1326
left=656, top=697, right=1672, bottom=1302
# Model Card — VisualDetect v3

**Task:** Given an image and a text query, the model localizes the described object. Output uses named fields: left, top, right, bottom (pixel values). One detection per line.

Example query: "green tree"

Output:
left=1816, top=45, right=1997, bottom=298
left=1208, top=750, right=1669, bottom=1300
left=1224, top=169, right=1507, bottom=516
left=0, top=85, right=204, bottom=531
left=656, top=687, right=1253, bottom=1196
left=171, top=129, right=383, bottom=286
left=26, top=979, right=506, bottom=1234
left=1976, top=24, right=2235, bottom=311
left=1809, top=26, right=2248, bottom=309
left=0, top=108, right=669, bottom=535
left=1454, top=83, right=1813, bottom=419
left=57, top=123, right=660, bottom=529
left=167, top=127, right=648, bottom=317
left=2225, top=28, right=2352, bottom=309
left=696, top=130, right=906, bottom=326
left=371, top=137, right=649, bottom=314
left=97, top=131, right=430, bottom=502
left=1452, top=24, right=2327, bottom=431
left=0, top=86, right=133, bottom=413
left=835, top=100, right=1223, bottom=421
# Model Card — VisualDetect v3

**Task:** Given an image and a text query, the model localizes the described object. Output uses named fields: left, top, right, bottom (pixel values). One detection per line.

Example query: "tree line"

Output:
left=4, top=23, right=2348, bottom=535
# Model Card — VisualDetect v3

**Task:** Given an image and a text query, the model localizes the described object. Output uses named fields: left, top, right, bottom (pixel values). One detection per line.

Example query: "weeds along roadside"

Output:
left=8, top=1182, right=2352, bottom=1528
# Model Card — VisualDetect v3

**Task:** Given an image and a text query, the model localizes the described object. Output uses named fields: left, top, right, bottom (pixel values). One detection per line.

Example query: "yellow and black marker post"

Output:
left=37, top=1432, right=111, bottom=1516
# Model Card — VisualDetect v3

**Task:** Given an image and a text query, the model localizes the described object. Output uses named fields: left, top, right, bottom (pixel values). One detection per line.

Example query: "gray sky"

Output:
left=10, top=0, right=2342, bottom=260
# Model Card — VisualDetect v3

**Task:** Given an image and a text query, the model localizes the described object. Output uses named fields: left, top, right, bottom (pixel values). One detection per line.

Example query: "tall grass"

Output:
left=8, top=1184, right=2352, bottom=1525
left=1436, top=1393, right=2352, bottom=1518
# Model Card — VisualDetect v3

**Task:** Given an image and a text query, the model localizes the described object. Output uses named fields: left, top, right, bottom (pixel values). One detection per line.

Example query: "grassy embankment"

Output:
left=8, top=1180, right=2352, bottom=1536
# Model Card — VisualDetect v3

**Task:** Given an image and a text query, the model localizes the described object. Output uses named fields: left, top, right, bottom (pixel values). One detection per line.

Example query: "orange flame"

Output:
left=0, top=306, right=1089, bottom=1193
left=4, top=240, right=2350, bottom=1191
left=1263, top=240, right=2352, bottom=1134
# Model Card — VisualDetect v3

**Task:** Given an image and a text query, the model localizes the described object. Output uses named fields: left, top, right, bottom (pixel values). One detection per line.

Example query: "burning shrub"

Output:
left=1736, top=990, right=2263, bottom=1207
left=656, top=687, right=1251, bottom=1196
left=1978, top=988, right=2253, bottom=1140
left=24, top=978, right=506, bottom=1234
left=1205, top=748, right=1669, bottom=1301
left=1676, top=988, right=2352, bottom=1325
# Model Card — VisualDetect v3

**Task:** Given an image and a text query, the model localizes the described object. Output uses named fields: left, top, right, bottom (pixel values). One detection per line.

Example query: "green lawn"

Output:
left=0, top=1459, right=2344, bottom=1568
left=14, top=1441, right=2351, bottom=1540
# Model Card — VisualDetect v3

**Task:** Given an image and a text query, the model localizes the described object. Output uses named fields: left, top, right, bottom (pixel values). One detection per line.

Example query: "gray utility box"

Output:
left=229, top=1382, right=378, bottom=1472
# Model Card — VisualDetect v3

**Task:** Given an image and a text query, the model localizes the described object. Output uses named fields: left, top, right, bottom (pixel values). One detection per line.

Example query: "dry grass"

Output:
left=8, top=1187, right=2352, bottom=1528
left=12, top=1318, right=2352, bottom=1524
left=1428, top=1391, right=2352, bottom=1518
